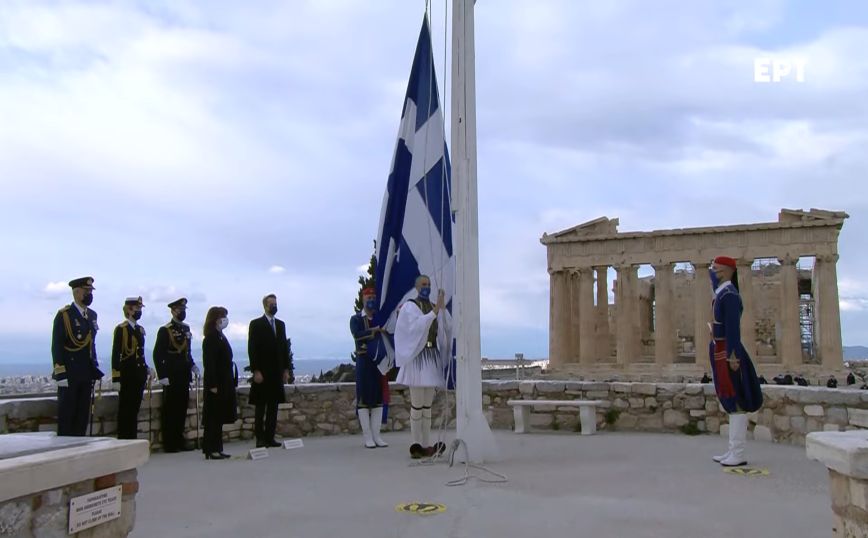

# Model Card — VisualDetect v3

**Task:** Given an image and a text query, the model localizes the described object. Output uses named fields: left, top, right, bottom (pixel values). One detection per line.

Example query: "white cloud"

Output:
left=3, top=0, right=868, bottom=359
left=841, top=299, right=868, bottom=313
left=43, top=281, right=67, bottom=296
left=226, top=322, right=249, bottom=340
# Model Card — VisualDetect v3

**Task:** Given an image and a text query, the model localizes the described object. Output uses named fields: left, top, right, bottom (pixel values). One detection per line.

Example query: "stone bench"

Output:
left=507, top=399, right=604, bottom=436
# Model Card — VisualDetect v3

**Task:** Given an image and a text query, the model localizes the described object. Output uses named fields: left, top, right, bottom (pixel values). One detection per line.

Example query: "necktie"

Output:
left=270, top=318, right=275, bottom=334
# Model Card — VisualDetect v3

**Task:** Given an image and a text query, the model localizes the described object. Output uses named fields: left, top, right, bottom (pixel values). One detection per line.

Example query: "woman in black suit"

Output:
left=202, top=306, right=238, bottom=460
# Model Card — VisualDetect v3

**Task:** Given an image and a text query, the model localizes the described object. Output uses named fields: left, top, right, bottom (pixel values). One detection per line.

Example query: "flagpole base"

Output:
left=456, top=410, right=499, bottom=464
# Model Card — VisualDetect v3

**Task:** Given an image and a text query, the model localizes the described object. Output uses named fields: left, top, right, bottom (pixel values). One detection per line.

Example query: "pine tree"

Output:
left=354, top=240, right=377, bottom=313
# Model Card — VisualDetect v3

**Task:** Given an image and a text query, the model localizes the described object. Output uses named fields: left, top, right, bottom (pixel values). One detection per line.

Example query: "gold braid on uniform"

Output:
left=62, top=309, right=93, bottom=353
left=119, top=324, right=138, bottom=360
left=165, top=322, right=189, bottom=354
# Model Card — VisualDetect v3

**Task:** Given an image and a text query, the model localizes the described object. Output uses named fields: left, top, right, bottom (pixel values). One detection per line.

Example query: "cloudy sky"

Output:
left=1, top=0, right=867, bottom=368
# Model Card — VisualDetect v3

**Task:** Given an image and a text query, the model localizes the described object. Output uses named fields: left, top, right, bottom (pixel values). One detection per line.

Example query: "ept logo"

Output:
left=754, top=58, right=806, bottom=83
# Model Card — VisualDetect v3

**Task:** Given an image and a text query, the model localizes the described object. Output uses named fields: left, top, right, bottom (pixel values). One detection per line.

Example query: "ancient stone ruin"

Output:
left=541, top=208, right=848, bottom=380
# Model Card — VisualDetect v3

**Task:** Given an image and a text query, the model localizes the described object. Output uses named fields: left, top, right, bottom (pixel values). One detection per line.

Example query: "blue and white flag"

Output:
left=374, top=16, right=454, bottom=376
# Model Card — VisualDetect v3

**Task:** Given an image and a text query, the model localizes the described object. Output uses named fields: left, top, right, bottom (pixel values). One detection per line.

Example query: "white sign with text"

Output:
left=68, top=485, right=122, bottom=534
left=248, top=447, right=270, bottom=460
left=283, top=439, right=304, bottom=450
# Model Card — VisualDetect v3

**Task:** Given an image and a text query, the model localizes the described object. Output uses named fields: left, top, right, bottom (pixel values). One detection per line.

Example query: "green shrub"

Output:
left=604, top=408, right=621, bottom=426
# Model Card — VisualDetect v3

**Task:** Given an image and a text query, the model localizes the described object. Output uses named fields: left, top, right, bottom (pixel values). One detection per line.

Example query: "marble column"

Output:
left=569, top=271, right=581, bottom=363
left=615, top=265, right=631, bottom=365
left=579, top=268, right=596, bottom=364
left=814, top=254, right=844, bottom=368
left=627, top=266, right=642, bottom=359
left=736, top=260, right=757, bottom=358
left=693, top=260, right=713, bottom=365
left=595, top=266, right=611, bottom=361
left=549, top=270, right=572, bottom=367
left=778, top=256, right=803, bottom=367
left=653, top=262, right=675, bottom=365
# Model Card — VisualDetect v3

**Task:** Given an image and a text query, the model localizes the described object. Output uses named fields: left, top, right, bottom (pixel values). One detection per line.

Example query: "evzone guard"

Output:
left=350, top=287, right=390, bottom=448
left=708, top=256, right=763, bottom=467
left=394, top=275, right=449, bottom=459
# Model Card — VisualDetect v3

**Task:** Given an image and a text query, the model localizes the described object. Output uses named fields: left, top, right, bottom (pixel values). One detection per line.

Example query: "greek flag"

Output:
left=374, top=16, right=454, bottom=378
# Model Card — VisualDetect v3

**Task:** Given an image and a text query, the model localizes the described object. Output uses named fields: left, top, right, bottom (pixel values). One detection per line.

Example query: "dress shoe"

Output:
left=409, top=443, right=424, bottom=459
left=265, top=440, right=282, bottom=448
left=204, top=452, right=227, bottom=460
left=218, top=452, right=231, bottom=458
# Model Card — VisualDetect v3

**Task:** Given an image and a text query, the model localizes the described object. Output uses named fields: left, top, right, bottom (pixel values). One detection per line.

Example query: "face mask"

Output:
left=218, top=318, right=229, bottom=330
left=174, top=310, right=187, bottom=322
left=132, top=311, right=142, bottom=321
left=419, top=287, right=431, bottom=299
left=365, top=299, right=377, bottom=311
left=708, top=267, right=721, bottom=289
left=268, top=305, right=278, bottom=316
left=82, top=293, right=94, bottom=306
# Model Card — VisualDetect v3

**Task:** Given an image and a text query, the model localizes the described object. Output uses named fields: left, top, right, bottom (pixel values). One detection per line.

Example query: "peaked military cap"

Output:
left=124, top=296, right=143, bottom=307
left=168, top=298, right=187, bottom=309
left=68, top=277, right=95, bottom=289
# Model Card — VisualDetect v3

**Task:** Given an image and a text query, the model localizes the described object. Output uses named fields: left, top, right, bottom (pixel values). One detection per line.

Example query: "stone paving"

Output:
left=133, top=430, right=831, bottom=538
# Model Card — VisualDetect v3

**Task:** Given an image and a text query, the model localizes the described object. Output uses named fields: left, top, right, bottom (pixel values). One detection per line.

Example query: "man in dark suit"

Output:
left=51, top=276, right=105, bottom=436
left=248, top=294, right=293, bottom=448
left=153, top=297, right=198, bottom=452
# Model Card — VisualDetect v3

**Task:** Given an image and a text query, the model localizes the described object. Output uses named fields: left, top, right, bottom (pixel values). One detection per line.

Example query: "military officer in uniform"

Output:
left=51, top=277, right=104, bottom=436
left=153, top=298, right=199, bottom=452
left=111, top=297, right=151, bottom=440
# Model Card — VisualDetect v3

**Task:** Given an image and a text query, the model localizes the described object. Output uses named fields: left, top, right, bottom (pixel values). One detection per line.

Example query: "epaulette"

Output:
left=116, top=321, right=128, bottom=329
left=59, top=305, right=71, bottom=313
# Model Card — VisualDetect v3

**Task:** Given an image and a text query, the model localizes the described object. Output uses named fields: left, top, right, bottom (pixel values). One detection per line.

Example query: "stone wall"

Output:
left=2, top=382, right=867, bottom=449
left=0, top=469, right=138, bottom=537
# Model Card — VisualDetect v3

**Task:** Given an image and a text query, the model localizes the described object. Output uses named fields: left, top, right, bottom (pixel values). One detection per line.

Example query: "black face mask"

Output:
left=174, top=310, right=187, bottom=322
left=268, top=305, right=278, bottom=316
left=82, top=293, right=94, bottom=306
left=132, top=311, right=142, bottom=321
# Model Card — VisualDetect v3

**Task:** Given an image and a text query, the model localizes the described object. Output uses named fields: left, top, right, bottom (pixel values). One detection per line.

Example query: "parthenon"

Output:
left=541, top=208, right=849, bottom=379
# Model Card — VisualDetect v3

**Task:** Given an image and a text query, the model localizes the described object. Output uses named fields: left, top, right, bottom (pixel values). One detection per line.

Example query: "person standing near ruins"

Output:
left=350, top=287, right=390, bottom=449
left=111, top=296, right=151, bottom=439
left=202, top=306, right=238, bottom=460
left=153, top=298, right=198, bottom=452
left=247, top=294, right=292, bottom=448
left=708, top=256, right=763, bottom=467
left=394, top=275, right=449, bottom=459
left=51, top=276, right=104, bottom=436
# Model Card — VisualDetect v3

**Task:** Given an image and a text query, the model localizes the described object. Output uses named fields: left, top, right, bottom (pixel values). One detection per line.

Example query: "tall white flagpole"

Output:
left=451, top=0, right=498, bottom=463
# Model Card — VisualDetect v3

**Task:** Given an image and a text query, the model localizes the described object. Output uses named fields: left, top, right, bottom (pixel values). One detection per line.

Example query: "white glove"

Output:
left=111, top=382, right=120, bottom=391
left=149, top=368, right=157, bottom=379
left=159, top=378, right=170, bottom=386
left=192, top=365, right=201, bottom=377
left=57, top=379, right=69, bottom=388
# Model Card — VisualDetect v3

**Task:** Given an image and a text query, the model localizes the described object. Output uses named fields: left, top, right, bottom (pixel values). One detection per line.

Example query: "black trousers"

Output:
left=255, top=401, right=279, bottom=444
left=202, top=392, right=224, bottom=454
left=161, top=384, right=190, bottom=451
left=117, top=376, right=146, bottom=440
left=57, top=381, right=93, bottom=436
